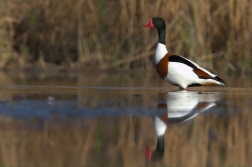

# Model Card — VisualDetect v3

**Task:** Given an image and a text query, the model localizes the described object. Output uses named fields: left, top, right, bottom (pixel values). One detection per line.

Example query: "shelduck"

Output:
left=144, top=91, right=220, bottom=161
left=144, top=17, right=225, bottom=90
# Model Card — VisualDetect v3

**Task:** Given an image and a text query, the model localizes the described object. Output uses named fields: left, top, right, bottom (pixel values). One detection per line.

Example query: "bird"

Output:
left=144, top=91, right=220, bottom=161
left=143, top=17, right=225, bottom=90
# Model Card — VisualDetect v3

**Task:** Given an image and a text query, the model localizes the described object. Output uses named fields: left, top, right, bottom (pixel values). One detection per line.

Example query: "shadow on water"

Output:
left=0, top=71, right=251, bottom=167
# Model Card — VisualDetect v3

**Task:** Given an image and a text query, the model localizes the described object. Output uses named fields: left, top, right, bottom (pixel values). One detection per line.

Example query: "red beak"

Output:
left=143, top=19, right=154, bottom=28
left=144, top=149, right=153, bottom=161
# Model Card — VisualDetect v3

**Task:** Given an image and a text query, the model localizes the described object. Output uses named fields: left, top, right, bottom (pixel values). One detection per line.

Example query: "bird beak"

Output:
left=144, top=149, right=153, bottom=161
left=143, top=19, right=154, bottom=28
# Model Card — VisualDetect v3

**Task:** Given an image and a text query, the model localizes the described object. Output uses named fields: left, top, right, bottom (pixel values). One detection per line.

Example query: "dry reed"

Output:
left=0, top=0, right=251, bottom=72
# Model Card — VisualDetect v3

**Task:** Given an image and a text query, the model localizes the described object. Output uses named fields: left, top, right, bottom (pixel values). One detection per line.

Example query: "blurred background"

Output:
left=0, top=0, right=251, bottom=73
left=0, top=1, right=252, bottom=166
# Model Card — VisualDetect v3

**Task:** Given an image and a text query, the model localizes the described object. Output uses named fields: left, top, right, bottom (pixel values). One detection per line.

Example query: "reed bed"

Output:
left=0, top=0, right=251, bottom=72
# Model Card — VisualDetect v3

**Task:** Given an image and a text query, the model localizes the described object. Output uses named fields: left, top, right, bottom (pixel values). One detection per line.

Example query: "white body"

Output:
left=154, top=43, right=224, bottom=89
left=166, top=91, right=217, bottom=120
left=154, top=91, right=219, bottom=136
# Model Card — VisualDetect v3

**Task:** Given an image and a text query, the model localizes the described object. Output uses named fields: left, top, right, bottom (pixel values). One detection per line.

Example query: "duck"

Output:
left=143, top=17, right=225, bottom=90
left=144, top=91, right=220, bottom=161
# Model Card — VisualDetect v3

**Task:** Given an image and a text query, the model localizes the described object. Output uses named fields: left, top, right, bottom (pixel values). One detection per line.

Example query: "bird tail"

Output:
left=215, top=76, right=225, bottom=86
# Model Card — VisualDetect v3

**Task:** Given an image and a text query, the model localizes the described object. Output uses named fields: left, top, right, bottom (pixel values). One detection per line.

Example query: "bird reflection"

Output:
left=145, top=91, right=221, bottom=162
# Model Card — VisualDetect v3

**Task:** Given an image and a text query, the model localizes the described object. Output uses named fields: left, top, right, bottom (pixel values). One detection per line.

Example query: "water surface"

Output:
left=0, top=71, right=251, bottom=167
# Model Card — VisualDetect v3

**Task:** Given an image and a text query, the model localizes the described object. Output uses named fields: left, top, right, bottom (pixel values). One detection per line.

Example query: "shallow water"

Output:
left=0, top=71, right=251, bottom=167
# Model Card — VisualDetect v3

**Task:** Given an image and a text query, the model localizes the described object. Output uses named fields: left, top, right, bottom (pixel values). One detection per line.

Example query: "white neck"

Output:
left=154, top=43, right=168, bottom=65
left=154, top=116, right=167, bottom=137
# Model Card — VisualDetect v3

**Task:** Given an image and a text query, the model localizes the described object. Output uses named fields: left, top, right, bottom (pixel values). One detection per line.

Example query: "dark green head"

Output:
left=152, top=17, right=166, bottom=29
left=143, top=17, right=166, bottom=29
left=144, top=17, right=166, bottom=44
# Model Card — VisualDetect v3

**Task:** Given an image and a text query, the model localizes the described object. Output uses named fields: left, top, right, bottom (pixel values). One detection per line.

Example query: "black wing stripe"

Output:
left=188, top=83, right=201, bottom=87
left=215, top=76, right=225, bottom=84
left=169, top=55, right=198, bottom=69
left=169, top=55, right=225, bottom=84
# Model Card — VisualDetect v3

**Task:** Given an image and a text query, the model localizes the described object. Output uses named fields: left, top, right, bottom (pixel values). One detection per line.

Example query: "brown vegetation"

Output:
left=0, top=0, right=251, bottom=72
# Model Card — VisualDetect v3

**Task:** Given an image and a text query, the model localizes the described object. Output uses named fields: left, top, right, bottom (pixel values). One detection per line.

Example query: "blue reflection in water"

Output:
left=0, top=91, right=228, bottom=120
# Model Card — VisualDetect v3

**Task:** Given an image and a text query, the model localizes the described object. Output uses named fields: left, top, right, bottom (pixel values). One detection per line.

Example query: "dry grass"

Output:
left=0, top=0, right=251, bottom=72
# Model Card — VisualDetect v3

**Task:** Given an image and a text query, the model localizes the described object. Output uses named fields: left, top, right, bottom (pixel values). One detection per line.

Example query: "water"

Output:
left=0, top=71, right=251, bottom=167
